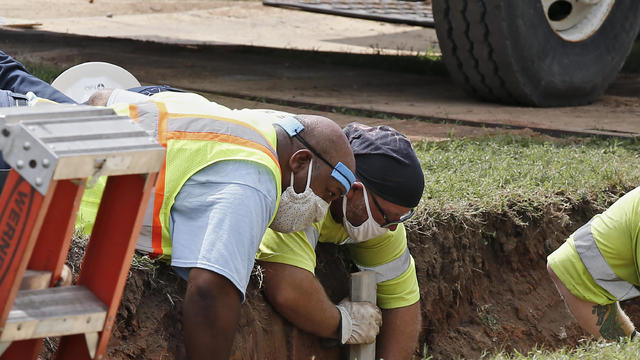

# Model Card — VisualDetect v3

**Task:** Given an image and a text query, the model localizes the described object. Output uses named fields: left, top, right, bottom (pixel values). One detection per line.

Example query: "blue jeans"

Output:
left=0, top=90, right=28, bottom=107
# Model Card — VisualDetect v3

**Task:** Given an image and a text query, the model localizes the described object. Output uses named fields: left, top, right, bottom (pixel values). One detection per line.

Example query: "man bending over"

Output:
left=548, top=186, right=640, bottom=341
left=257, top=122, right=424, bottom=359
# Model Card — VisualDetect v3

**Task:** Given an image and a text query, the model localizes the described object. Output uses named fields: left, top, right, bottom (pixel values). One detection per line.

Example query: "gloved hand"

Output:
left=55, top=264, right=73, bottom=287
left=336, top=298, right=382, bottom=344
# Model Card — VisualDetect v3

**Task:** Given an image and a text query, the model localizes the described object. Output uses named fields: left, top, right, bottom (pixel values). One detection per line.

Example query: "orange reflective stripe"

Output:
left=168, top=112, right=273, bottom=151
left=167, top=117, right=277, bottom=159
left=156, top=101, right=169, bottom=146
left=152, top=160, right=167, bottom=256
left=129, top=104, right=139, bottom=122
left=166, top=131, right=281, bottom=170
left=151, top=109, right=280, bottom=256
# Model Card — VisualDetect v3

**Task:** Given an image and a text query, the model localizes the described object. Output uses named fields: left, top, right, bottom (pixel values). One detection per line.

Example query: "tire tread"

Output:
left=434, top=0, right=516, bottom=103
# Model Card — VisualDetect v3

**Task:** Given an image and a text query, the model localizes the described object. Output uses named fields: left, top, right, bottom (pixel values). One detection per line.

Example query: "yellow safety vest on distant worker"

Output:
left=78, top=92, right=282, bottom=258
left=548, top=186, right=640, bottom=304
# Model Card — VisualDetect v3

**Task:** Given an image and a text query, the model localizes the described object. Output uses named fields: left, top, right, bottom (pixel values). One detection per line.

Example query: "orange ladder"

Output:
left=0, top=105, right=165, bottom=359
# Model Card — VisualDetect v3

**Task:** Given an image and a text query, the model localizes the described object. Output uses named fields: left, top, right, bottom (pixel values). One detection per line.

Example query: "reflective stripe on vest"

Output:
left=135, top=187, right=156, bottom=254
left=574, top=218, right=640, bottom=301
left=357, top=247, right=411, bottom=284
left=133, top=102, right=161, bottom=137
left=129, top=101, right=281, bottom=257
left=166, top=116, right=278, bottom=162
left=301, top=224, right=411, bottom=283
left=134, top=102, right=279, bottom=164
left=303, top=226, right=319, bottom=250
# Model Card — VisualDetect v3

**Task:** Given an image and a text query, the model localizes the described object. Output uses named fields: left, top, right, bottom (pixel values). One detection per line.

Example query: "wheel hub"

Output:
left=541, top=0, right=615, bottom=41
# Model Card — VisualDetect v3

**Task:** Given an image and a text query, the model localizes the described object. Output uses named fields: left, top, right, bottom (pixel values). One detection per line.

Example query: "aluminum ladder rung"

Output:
left=19, top=270, right=52, bottom=291
left=1, top=286, right=107, bottom=342
left=0, top=105, right=165, bottom=195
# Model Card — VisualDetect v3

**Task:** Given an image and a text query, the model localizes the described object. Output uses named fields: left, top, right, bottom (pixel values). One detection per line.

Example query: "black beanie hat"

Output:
left=343, top=122, right=424, bottom=208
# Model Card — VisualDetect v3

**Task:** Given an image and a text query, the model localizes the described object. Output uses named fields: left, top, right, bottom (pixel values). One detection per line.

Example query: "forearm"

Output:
left=259, top=261, right=341, bottom=339
left=591, top=302, right=635, bottom=339
left=275, top=287, right=341, bottom=339
left=377, top=302, right=421, bottom=360
left=548, top=264, right=635, bottom=340
left=565, top=296, right=634, bottom=339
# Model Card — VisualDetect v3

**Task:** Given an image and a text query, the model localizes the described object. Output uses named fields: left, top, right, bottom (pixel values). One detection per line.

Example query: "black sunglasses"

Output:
left=368, top=189, right=415, bottom=228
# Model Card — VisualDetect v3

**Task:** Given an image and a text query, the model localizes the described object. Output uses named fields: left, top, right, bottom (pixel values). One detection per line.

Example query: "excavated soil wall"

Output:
left=96, top=197, right=640, bottom=360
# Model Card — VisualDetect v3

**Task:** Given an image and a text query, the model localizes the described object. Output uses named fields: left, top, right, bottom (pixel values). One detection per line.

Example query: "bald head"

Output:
left=275, top=114, right=355, bottom=203
left=294, top=114, right=355, bottom=170
left=87, top=89, right=114, bottom=106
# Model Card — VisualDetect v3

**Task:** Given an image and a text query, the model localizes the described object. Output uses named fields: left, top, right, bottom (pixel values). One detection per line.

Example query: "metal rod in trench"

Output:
left=349, top=271, right=377, bottom=360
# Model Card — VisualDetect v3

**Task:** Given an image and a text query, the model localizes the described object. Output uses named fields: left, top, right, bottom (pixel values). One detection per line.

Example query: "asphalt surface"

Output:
left=1, top=0, right=639, bottom=139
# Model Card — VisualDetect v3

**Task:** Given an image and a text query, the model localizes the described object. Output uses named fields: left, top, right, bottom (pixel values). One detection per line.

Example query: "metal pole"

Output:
left=349, top=271, right=377, bottom=360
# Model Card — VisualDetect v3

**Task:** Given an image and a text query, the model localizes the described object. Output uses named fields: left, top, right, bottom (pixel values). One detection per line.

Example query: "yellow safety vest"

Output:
left=79, top=92, right=282, bottom=258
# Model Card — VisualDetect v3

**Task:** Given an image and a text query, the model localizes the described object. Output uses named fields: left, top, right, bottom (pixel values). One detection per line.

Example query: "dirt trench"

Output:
left=87, top=194, right=640, bottom=360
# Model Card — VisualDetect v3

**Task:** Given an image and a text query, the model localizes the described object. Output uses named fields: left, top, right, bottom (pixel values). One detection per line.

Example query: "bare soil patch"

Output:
left=75, top=194, right=640, bottom=360
left=2, top=0, right=437, bottom=55
left=3, top=29, right=639, bottom=142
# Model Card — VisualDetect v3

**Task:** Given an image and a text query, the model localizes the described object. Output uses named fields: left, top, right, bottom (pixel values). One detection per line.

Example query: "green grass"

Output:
left=410, top=134, right=640, bottom=358
left=411, top=135, right=640, bottom=228
left=21, top=61, right=65, bottom=84
left=66, top=132, right=640, bottom=359
left=485, top=339, right=640, bottom=360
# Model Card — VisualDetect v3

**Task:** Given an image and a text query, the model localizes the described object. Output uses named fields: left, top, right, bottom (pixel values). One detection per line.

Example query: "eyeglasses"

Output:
left=369, top=190, right=415, bottom=228
left=293, top=133, right=354, bottom=196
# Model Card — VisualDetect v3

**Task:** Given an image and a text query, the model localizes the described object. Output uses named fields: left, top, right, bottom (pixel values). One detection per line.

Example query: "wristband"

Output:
left=336, top=305, right=352, bottom=344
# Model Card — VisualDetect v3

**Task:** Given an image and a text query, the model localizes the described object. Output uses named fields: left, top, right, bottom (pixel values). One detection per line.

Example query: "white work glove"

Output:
left=55, top=264, right=73, bottom=287
left=336, top=298, right=382, bottom=345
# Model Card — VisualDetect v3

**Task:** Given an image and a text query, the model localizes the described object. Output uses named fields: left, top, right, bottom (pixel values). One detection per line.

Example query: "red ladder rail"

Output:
left=0, top=105, right=165, bottom=360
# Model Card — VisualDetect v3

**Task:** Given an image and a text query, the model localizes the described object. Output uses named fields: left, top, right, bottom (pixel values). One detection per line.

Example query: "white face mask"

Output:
left=269, top=159, right=330, bottom=233
left=342, top=186, right=388, bottom=244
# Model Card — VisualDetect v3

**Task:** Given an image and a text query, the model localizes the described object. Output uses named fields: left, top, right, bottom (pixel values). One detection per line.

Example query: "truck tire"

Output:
left=432, top=0, right=640, bottom=107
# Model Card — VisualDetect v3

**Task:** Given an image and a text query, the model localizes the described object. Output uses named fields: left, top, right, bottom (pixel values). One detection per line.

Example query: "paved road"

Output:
left=1, top=0, right=437, bottom=55
left=1, top=0, right=639, bottom=139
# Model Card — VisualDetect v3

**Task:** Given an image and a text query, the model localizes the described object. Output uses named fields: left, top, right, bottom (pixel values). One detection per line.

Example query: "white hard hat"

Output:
left=51, top=62, right=141, bottom=103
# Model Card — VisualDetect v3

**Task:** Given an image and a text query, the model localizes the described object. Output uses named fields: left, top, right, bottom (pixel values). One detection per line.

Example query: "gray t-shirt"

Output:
left=169, top=159, right=277, bottom=300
